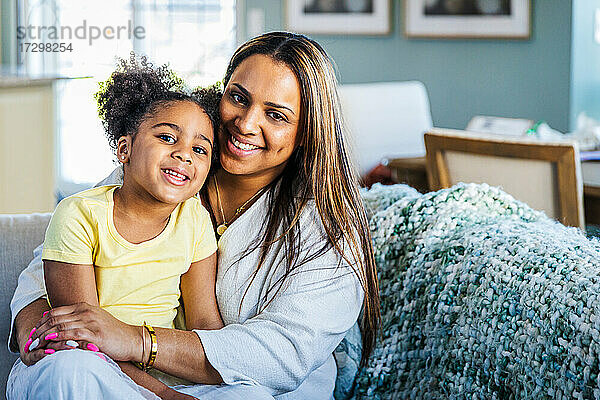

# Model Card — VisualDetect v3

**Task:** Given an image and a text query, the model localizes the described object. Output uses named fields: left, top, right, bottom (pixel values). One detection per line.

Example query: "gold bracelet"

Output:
left=133, top=325, right=147, bottom=371
left=143, top=323, right=157, bottom=371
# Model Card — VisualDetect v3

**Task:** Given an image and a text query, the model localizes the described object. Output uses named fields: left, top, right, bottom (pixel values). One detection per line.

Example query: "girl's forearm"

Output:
left=150, top=327, right=222, bottom=384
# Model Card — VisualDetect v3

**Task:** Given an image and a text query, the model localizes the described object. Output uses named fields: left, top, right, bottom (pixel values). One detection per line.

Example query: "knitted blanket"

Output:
left=355, top=183, right=600, bottom=399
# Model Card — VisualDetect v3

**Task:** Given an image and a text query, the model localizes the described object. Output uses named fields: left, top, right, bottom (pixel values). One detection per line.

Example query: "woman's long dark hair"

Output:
left=222, top=32, right=380, bottom=366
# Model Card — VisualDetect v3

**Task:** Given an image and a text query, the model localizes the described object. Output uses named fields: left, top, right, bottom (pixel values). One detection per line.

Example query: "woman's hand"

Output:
left=13, top=298, right=75, bottom=366
left=32, top=302, right=144, bottom=362
left=20, top=339, right=76, bottom=366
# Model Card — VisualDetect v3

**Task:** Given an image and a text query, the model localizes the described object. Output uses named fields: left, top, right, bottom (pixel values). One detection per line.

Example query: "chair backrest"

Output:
left=424, top=128, right=585, bottom=229
left=339, top=81, right=433, bottom=175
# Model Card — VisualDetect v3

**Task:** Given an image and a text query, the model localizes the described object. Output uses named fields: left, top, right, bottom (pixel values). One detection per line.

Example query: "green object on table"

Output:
left=526, top=120, right=545, bottom=136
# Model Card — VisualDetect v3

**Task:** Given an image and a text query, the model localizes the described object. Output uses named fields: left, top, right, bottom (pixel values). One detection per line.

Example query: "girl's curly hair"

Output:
left=95, top=53, right=222, bottom=157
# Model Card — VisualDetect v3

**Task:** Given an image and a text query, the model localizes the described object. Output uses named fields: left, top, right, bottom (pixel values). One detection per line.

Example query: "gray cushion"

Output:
left=0, top=213, right=51, bottom=399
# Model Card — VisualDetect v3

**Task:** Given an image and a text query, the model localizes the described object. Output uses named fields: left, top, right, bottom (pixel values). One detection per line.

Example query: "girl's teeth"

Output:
left=164, top=169, right=186, bottom=180
left=232, top=136, right=259, bottom=151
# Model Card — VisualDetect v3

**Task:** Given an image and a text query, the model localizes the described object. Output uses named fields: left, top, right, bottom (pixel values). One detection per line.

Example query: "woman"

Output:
left=8, top=32, right=380, bottom=399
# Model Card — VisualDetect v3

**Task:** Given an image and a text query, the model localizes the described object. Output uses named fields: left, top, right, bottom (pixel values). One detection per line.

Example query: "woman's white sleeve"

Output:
left=193, top=253, right=364, bottom=396
left=8, top=243, right=46, bottom=353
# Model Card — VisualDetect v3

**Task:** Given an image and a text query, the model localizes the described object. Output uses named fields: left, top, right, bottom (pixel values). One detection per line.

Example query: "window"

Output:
left=17, top=0, right=236, bottom=197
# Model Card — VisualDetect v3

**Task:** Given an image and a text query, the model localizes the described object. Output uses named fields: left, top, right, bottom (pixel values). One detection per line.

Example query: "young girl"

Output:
left=26, top=56, right=222, bottom=380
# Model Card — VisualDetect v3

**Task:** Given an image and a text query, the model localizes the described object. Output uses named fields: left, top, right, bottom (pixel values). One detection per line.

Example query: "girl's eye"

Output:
left=230, top=92, right=246, bottom=105
left=193, top=146, right=207, bottom=155
left=158, top=134, right=175, bottom=143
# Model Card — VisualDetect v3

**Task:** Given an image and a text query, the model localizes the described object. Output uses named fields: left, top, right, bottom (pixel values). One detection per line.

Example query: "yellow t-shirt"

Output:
left=41, top=185, right=217, bottom=329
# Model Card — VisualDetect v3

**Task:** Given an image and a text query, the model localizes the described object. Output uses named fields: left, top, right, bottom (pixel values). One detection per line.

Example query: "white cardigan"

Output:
left=9, top=169, right=363, bottom=398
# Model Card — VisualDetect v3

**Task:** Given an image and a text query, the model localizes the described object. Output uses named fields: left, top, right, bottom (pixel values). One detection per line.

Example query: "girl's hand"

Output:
left=32, top=302, right=143, bottom=362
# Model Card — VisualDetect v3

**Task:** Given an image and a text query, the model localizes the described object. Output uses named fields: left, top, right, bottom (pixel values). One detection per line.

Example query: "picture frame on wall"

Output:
left=285, top=0, right=391, bottom=35
left=405, top=0, right=531, bottom=39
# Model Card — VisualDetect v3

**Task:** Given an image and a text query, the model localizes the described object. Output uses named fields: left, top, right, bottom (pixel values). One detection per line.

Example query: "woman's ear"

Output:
left=116, top=136, right=132, bottom=164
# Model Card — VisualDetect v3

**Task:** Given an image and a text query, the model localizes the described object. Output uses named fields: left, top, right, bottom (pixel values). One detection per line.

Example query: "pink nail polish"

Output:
left=44, top=349, right=55, bottom=354
left=45, top=333, right=58, bottom=340
left=87, top=343, right=99, bottom=352
left=42, top=311, right=49, bottom=317
left=24, top=339, right=32, bottom=353
left=28, top=327, right=36, bottom=339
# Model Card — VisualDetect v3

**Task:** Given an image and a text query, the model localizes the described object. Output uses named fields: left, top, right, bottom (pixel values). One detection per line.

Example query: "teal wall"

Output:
left=571, top=0, right=600, bottom=130
left=1, top=1, right=574, bottom=131
left=242, top=0, right=573, bottom=132
left=1, top=0, right=16, bottom=66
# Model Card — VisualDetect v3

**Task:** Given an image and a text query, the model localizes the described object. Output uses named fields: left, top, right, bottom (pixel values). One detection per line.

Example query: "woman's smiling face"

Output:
left=219, top=54, right=301, bottom=179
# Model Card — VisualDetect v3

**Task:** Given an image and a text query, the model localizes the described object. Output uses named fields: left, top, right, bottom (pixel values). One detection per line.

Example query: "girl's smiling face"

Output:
left=219, top=54, right=301, bottom=180
left=117, top=100, right=214, bottom=205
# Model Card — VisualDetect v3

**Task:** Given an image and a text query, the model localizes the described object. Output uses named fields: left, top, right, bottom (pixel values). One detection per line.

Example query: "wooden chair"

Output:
left=424, top=128, right=585, bottom=229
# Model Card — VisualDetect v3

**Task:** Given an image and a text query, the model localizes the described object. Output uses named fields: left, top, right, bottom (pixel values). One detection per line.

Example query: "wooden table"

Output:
left=584, top=185, right=600, bottom=225
left=384, top=157, right=429, bottom=193
left=386, top=156, right=600, bottom=226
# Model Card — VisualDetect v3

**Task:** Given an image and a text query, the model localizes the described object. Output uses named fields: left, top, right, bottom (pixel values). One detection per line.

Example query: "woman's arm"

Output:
left=14, top=298, right=52, bottom=365
left=32, top=302, right=223, bottom=384
left=23, top=304, right=194, bottom=400
left=17, top=303, right=193, bottom=400
left=180, top=252, right=223, bottom=330
left=151, top=326, right=224, bottom=383
left=35, top=256, right=361, bottom=393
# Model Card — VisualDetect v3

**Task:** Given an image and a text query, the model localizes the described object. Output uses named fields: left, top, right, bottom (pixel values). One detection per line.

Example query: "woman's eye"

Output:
left=158, top=134, right=175, bottom=143
left=268, top=111, right=286, bottom=122
left=193, top=146, right=207, bottom=155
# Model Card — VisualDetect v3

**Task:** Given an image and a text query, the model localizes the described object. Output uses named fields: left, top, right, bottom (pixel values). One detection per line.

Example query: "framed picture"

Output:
left=286, top=0, right=391, bottom=35
left=405, top=0, right=530, bottom=39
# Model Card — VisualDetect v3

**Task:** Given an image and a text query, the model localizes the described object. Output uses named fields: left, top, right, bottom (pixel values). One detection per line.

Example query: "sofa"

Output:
left=4, top=183, right=600, bottom=399
left=0, top=213, right=51, bottom=399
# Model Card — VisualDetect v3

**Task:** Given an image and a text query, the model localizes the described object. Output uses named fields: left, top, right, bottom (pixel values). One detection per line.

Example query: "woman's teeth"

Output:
left=164, top=169, right=187, bottom=181
left=231, top=136, right=259, bottom=151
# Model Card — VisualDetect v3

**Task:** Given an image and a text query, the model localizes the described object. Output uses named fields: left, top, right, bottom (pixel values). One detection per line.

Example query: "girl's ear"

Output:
left=116, top=136, right=132, bottom=164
